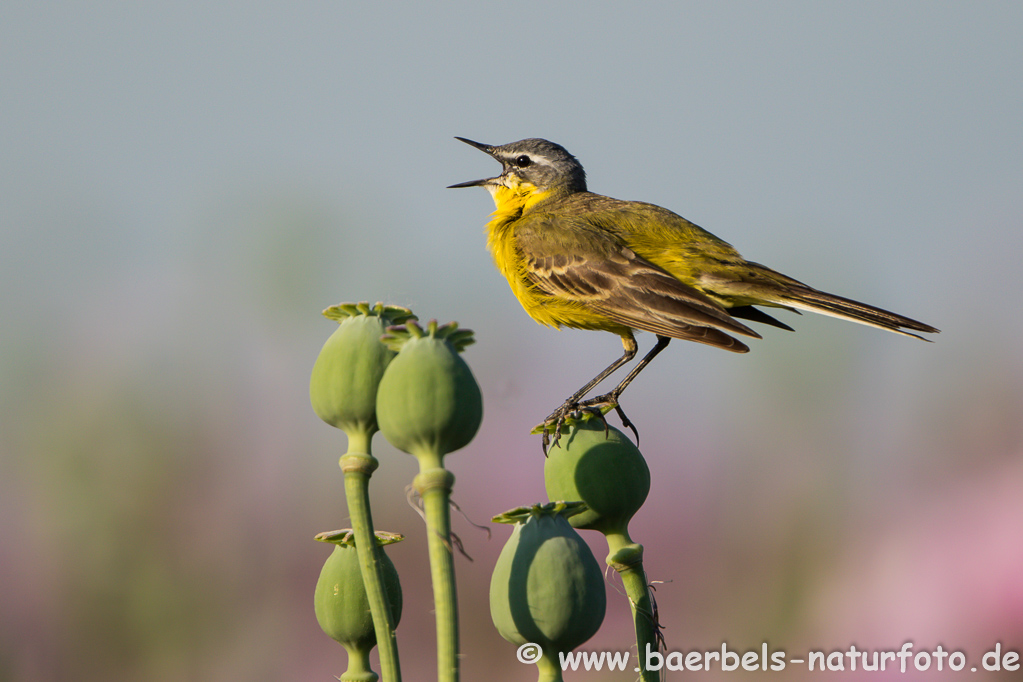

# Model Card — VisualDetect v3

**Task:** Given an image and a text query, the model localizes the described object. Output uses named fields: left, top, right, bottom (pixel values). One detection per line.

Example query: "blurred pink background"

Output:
left=2, top=3, right=1021, bottom=680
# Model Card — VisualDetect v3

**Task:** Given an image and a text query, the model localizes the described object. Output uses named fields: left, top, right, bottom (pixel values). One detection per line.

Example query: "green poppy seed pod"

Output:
left=313, top=530, right=403, bottom=671
left=375, top=320, right=482, bottom=460
left=544, top=416, right=650, bottom=536
left=309, top=302, right=415, bottom=443
left=489, top=504, right=606, bottom=659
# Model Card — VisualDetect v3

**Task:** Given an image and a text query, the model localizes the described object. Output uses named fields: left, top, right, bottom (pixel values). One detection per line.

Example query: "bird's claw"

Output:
left=577, top=393, right=640, bottom=445
left=540, top=403, right=573, bottom=455
left=538, top=394, right=639, bottom=454
left=611, top=402, right=639, bottom=445
left=539, top=403, right=603, bottom=454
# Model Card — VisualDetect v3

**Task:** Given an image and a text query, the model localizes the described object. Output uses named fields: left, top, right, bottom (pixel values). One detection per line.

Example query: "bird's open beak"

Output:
left=454, top=137, right=495, bottom=154
left=447, top=177, right=492, bottom=188
left=448, top=137, right=500, bottom=188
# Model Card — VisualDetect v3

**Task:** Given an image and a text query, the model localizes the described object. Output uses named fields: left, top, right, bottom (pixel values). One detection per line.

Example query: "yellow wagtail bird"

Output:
left=449, top=137, right=939, bottom=450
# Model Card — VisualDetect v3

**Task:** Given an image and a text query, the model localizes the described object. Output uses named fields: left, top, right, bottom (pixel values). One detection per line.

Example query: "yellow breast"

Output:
left=485, top=185, right=539, bottom=311
left=483, top=184, right=631, bottom=336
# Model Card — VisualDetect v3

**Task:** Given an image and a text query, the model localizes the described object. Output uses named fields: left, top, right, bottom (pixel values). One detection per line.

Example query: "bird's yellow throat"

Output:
left=483, top=181, right=556, bottom=318
left=485, top=181, right=553, bottom=217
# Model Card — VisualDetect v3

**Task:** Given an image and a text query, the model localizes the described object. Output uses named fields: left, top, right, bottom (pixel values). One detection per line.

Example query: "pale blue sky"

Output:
left=2, top=3, right=1022, bottom=679
left=4, top=1, right=1020, bottom=454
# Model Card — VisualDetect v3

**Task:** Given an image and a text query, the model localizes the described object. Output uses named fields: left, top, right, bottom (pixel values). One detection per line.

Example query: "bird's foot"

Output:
left=576, top=393, right=640, bottom=445
left=533, top=402, right=606, bottom=455
left=532, top=394, right=638, bottom=454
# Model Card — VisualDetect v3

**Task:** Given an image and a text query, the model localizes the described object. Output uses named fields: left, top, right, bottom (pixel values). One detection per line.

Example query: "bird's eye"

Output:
left=514, top=155, right=532, bottom=168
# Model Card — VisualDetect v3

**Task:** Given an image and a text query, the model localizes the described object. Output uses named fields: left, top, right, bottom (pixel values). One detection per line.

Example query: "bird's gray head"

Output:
left=448, top=137, right=587, bottom=196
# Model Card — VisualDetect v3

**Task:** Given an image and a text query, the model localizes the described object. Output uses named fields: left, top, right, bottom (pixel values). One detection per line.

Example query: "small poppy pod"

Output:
left=376, top=320, right=482, bottom=460
left=489, top=504, right=606, bottom=657
left=313, top=530, right=403, bottom=655
left=309, top=302, right=415, bottom=439
left=544, top=417, right=650, bottom=536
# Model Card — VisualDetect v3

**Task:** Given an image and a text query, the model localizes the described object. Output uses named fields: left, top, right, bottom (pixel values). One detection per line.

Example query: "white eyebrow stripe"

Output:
left=505, top=153, right=552, bottom=166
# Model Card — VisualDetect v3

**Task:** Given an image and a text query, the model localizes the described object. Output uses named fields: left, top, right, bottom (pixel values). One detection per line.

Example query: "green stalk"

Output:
left=341, top=436, right=401, bottom=682
left=414, top=457, right=459, bottom=682
left=340, top=646, right=376, bottom=682
left=535, top=651, right=563, bottom=682
left=375, top=319, right=482, bottom=682
left=605, top=532, right=658, bottom=682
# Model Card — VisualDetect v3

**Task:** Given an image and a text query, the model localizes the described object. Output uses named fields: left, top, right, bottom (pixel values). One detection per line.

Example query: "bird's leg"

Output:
left=555, top=336, right=639, bottom=411
left=576, top=335, right=672, bottom=443
left=541, top=336, right=639, bottom=453
left=579, top=335, right=670, bottom=405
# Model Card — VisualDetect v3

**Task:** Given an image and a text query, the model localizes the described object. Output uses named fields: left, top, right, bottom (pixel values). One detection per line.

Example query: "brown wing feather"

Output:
left=526, top=246, right=760, bottom=352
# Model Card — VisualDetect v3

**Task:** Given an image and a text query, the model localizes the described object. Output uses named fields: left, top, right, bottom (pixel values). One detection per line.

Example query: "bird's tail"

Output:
left=776, top=288, right=939, bottom=340
left=740, top=262, right=940, bottom=340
